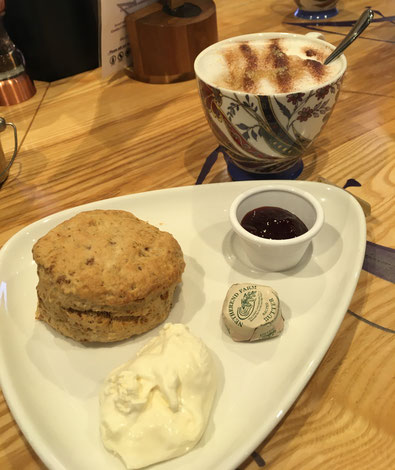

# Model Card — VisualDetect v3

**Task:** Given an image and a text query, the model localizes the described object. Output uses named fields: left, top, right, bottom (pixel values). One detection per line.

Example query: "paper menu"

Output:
left=100, top=0, right=156, bottom=78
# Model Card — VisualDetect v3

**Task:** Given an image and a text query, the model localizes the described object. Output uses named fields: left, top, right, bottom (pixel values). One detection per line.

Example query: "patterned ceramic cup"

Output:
left=194, top=32, right=347, bottom=176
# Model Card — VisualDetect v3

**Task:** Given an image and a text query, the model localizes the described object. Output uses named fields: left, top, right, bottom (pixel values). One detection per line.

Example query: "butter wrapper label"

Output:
left=222, top=283, right=284, bottom=342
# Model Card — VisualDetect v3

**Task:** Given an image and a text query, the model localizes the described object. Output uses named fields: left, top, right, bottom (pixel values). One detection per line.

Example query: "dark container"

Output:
left=4, top=0, right=99, bottom=82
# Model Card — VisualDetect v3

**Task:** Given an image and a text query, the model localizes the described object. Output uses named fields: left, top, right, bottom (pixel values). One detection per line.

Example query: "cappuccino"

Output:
left=196, top=35, right=343, bottom=94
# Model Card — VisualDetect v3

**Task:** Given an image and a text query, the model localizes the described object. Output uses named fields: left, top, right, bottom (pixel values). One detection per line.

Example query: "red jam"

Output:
left=241, top=206, right=308, bottom=240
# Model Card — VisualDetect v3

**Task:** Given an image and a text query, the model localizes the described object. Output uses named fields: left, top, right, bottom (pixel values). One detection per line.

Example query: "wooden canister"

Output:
left=125, top=0, right=217, bottom=84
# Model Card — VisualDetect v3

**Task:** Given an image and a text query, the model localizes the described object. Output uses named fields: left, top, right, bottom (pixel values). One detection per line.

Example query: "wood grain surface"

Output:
left=0, top=1, right=394, bottom=469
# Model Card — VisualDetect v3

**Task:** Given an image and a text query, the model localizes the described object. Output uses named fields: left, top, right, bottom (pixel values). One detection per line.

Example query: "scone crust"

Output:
left=32, top=210, right=185, bottom=310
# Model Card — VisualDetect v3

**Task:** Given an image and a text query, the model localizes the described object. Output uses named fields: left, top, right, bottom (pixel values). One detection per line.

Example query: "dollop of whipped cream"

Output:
left=99, top=323, right=217, bottom=469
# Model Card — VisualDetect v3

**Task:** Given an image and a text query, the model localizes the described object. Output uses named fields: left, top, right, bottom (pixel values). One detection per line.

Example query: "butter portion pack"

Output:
left=222, top=283, right=284, bottom=342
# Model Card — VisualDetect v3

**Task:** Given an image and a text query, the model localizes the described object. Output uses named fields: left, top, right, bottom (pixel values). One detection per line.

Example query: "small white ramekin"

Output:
left=230, top=185, right=324, bottom=271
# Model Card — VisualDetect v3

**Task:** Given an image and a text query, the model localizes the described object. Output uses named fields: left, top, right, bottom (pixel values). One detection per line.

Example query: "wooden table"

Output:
left=0, top=1, right=394, bottom=469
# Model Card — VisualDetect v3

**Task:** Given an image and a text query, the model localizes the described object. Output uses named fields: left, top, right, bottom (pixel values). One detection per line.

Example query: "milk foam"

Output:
left=197, top=36, right=343, bottom=94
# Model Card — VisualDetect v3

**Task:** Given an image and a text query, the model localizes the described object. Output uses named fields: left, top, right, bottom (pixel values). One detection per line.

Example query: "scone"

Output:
left=32, top=209, right=185, bottom=342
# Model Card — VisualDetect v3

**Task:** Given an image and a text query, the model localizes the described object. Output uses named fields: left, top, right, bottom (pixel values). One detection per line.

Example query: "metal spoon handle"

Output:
left=324, top=9, right=374, bottom=65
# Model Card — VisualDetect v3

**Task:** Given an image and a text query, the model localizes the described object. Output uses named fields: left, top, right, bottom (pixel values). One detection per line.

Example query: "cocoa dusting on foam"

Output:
left=305, top=49, right=316, bottom=57
left=265, top=40, right=329, bottom=93
left=266, top=39, right=293, bottom=93
left=223, top=48, right=241, bottom=92
left=303, top=47, right=326, bottom=63
left=239, top=43, right=258, bottom=70
left=223, top=42, right=259, bottom=93
left=239, top=43, right=258, bottom=92
left=215, top=38, right=335, bottom=94
left=269, top=40, right=289, bottom=69
left=304, top=59, right=326, bottom=82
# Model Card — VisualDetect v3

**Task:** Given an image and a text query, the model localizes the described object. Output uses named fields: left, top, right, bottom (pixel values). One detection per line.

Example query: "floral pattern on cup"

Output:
left=197, top=77, right=343, bottom=174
